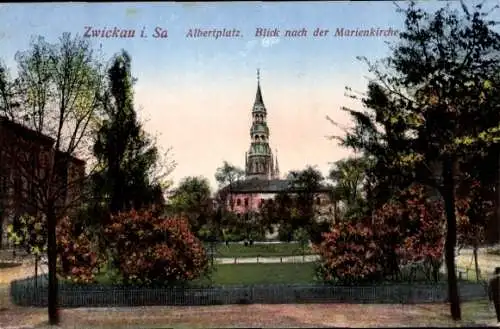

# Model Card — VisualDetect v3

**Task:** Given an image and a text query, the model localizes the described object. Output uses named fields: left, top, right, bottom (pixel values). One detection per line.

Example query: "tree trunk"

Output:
left=442, top=158, right=461, bottom=320
left=34, top=256, right=38, bottom=288
left=497, top=146, right=500, bottom=243
left=473, top=245, right=480, bottom=281
left=47, top=205, right=59, bottom=325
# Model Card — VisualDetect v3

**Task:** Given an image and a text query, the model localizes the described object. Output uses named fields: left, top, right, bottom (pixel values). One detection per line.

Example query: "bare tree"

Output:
left=0, top=33, right=105, bottom=325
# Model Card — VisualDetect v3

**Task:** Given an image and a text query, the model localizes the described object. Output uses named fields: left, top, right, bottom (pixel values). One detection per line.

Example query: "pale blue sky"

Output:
left=0, top=1, right=496, bottom=190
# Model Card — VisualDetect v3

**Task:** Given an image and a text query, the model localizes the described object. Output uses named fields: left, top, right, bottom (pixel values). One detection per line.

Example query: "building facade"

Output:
left=0, top=116, right=85, bottom=246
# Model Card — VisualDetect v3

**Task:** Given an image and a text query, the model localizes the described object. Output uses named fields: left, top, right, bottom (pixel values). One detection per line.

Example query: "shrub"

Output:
left=317, top=184, right=446, bottom=284
left=104, top=209, right=209, bottom=285
left=8, top=214, right=103, bottom=283
left=57, top=216, right=104, bottom=283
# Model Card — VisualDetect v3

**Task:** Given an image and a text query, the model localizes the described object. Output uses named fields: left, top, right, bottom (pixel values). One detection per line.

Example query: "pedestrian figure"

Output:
left=488, top=267, right=500, bottom=322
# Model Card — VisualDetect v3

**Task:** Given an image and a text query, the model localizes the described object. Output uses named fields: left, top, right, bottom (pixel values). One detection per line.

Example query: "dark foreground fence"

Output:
left=11, top=275, right=488, bottom=308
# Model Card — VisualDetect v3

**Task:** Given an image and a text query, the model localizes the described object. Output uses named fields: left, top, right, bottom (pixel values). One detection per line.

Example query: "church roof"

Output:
left=223, top=178, right=332, bottom=194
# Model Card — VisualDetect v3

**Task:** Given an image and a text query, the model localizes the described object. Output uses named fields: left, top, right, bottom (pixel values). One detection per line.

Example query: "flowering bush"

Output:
left=315, top=218, right=385, bottom=284
left=456, top=180, right=492, bottom=249
left=104, top=209, right=209, bottom=285
left=8, top=214, right=103, bottom=283
left=317, top=184, right=446, bottom=284
left=56, top=216, right=104, bottom=283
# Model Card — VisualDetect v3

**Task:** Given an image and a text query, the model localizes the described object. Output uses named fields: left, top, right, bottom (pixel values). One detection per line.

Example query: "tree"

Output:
left=104, top=209, right=209, bottom=285
left=215, top=161, right=245, bottom=189
left=6, top=214, right=47, bottom=286
left=287, top=166, right=327, bottom=243
left=329, top=157, right=369, bottom=219
left=92, top=50, right=175, bottom=217
left=293, top=227, right=309, bottom=260
left=214, top=161, right=245, bottom=239
left=0, top=33, right=107, bottom=324
left=168, top=176, right=213, bottom=238
left=330, top=2, right=500, bottom=320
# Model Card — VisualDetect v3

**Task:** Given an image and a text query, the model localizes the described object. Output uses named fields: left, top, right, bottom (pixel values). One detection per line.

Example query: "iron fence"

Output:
left=10, top=275, right=488, bottom=308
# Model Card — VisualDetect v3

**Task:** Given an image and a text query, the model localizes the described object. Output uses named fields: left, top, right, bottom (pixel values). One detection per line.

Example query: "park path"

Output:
left=215, top=254, right=319, bottom=264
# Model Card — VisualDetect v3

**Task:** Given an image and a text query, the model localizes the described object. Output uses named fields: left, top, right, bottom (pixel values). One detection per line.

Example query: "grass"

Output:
left=212, top=242, right=314, bottom=258
left=93, top=262, right=318, bottom=286
left=197, top=262, right=318, bottom=285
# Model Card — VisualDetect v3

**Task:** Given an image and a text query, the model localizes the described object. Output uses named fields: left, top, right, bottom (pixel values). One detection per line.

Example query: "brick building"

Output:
left=0, top=116, right=85, bottom=247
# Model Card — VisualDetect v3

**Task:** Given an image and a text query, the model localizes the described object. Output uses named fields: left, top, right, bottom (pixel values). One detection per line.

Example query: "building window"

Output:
left=244, top=198, right=249, bottom=207
left=316, top=197, right=321, bottom=205
left=260, top=198, right=265, bottom=206
left=236, top=198, right=241, bottom=206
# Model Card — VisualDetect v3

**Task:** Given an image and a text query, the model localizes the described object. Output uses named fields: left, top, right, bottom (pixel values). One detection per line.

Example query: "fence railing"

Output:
left=215, top=255, right=318, bottom=264
left=10, top=275, right=488, bottom=308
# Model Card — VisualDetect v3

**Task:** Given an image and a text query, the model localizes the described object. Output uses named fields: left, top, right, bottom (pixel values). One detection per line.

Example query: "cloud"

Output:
left=261, top=37, right=280, bottom=48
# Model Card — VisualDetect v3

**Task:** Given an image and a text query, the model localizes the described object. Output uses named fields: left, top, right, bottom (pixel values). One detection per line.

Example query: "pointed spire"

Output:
left=275, top=148, right=280, bottom=178
left=255, top=68, right=264, bottom=105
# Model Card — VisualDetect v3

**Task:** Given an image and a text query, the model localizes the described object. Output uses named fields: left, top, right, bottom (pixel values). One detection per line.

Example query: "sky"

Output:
left=0, top=1, right=497, bottom=191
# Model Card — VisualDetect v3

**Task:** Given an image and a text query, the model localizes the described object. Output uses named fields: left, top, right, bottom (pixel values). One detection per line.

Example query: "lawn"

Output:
left=211, top=242, right=314, bottom=258
left=197, top=262, right=318, bottom=285
left=94, top=262, right=318, bottom=286
left=93, top=261, right=481, bottom=286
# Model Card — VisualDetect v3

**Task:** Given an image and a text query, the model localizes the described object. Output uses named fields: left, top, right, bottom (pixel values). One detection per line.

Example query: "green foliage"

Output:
left=260, top=166, right=329, bottom=243
left=92, top=50, right=174, bottom=215
left=103, top=209, right=209, bottom=286
left=215, top=161, right=245, bottom=188
left=7, top=214, right=47, bottom=256
left=329, top=157, right=370, bottom=219
left=168, top=176, right=213, bottom=237
left=293, top=227, right=309, bottom=256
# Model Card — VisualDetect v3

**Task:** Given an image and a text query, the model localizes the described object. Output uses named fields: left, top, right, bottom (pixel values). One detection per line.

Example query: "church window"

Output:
left=236, top=198, right=241, bottom=206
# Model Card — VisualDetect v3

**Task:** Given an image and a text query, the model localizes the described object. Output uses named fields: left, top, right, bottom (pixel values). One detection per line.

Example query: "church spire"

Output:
left=255, top=68, right=264, bottom=105
left=245, top=69, right=272, bottom=180
left=274, top=149, right=280, bottom=178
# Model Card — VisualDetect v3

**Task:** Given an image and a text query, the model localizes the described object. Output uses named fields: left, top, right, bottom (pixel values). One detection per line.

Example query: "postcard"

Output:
left=1, top=1, right=500, bottom=328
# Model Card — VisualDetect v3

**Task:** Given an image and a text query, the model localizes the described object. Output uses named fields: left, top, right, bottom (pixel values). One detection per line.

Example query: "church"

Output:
left=224, top=70, right=334, bottom=222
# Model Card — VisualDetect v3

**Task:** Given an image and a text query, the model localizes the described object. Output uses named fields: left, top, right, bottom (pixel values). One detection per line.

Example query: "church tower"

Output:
left=245, top=70, right=278, bottom=180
